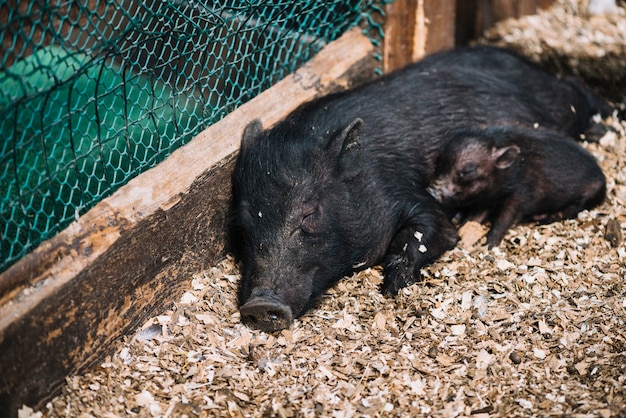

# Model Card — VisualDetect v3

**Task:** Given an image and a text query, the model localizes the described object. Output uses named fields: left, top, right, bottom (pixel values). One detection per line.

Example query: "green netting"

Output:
left=0, top=0, right=391, bottom=273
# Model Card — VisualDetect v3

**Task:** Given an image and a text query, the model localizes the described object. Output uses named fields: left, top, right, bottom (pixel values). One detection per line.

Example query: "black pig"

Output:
left=231, top=45, right=610, bottom=332
left=428, top=126, right=606, bottom=247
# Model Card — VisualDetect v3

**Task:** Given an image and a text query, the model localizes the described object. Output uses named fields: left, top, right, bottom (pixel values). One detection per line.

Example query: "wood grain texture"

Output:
left=0, top=27, right=376, bottom=416
left=455, top=0, right=555, bottom=45
left=383, top=0, right=456, bottom=72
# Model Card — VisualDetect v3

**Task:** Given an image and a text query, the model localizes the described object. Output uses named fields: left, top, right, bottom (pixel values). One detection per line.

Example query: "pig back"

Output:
left=280, top=46, right=593, bottom=190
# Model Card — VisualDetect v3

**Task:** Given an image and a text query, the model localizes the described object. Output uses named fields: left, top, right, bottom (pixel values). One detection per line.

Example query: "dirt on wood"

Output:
left=21, top=1, right=625, bottom=417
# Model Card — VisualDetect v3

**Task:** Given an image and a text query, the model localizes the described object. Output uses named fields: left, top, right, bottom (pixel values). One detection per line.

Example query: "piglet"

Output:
left=428, top=126, right=606, bottom=247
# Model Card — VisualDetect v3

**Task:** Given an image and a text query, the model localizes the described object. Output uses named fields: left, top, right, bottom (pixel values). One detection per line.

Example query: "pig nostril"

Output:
left=242, top=310, right=281, bottom=326
left=267, top=311, right=280, bottom=322
left=242, top=314, right=259, bottom=326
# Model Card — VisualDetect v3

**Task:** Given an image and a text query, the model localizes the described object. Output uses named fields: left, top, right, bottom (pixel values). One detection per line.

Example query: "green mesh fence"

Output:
left=0, top=0, right=390, bottom=273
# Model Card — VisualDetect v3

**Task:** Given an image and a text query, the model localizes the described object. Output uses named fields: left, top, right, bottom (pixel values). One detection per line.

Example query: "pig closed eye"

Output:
left=458, top=165, right=478, bottom=183
left=300, top=207, right=322, bottom=235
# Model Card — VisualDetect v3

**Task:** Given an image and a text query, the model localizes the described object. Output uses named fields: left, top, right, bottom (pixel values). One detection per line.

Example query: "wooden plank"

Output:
left=383, top=0, right=456, bottom=73
left=382, top=0, right=418, bottom=72
left=422, top=0, right=457, bottom=56
left=0, top=27, right=376, bottom=416
left=455, top=0, right=556, bottom=45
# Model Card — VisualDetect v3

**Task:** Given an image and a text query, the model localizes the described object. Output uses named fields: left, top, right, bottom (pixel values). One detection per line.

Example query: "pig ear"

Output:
left=241, top=119, right=263, bottom=150
left=335, top=118, right=364, bottom=178
left=493, top=145, right=520, bottom=169
left=339, top=118, right=363, bottom=155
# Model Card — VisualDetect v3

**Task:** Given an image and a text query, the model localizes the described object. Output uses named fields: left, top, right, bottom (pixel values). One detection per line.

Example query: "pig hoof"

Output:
left=240, top=298, right=293, bottom=333
left=381, top=277, right=415, bottom=296
left=382, top=256, right=416, bottom=296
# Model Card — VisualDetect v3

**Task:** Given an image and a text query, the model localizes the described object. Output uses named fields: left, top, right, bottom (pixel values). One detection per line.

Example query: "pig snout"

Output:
left=239, top=290, right=294, bottom=333
left=427, top=180, right=446, bottom=203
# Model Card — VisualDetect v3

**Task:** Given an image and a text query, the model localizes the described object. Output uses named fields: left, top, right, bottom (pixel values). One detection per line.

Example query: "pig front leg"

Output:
left=461, top=207, right=491, bottom=224
left=485, top=198, right=525, bottom=247
left=382, top=198, right=458, bottom=296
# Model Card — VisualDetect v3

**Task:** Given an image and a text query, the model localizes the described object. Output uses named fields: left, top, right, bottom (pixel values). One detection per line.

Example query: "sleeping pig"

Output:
left=428, top=126, right=606, bottom=247
left=231, top=45, right=611, bottom=332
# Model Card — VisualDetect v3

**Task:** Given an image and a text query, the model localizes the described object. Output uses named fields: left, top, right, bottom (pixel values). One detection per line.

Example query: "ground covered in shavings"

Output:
left=480, top=0, right=626, bottom=103
left=23, top=2, right=626, bottom=417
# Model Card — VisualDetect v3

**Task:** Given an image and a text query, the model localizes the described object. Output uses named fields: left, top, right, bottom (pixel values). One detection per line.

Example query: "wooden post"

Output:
left=455, top=0, right=555, bottom=45
left=383, top=0, right=456, bottom=73
left=0, top=27, right=377, bottom=417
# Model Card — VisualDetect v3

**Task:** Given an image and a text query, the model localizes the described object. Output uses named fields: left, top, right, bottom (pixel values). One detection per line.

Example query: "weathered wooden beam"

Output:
left=383, top=0, right=456, bottom=72
left=455, top=0, right=555, bottom=45
left=422, top=0, right=457, bottom=56
left=0, top=27, right=376, bottom=417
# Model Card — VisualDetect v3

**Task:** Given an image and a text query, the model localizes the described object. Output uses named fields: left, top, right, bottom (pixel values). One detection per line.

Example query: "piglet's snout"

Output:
left=240, top=290, right=293, bottom=333
left=427, top=182, right=445, bottom=202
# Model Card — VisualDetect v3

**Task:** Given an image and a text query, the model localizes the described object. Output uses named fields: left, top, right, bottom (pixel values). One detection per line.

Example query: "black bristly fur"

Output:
left=230, top=45, right=613, bottom=326
left=430, top=126, right=606, bottom=247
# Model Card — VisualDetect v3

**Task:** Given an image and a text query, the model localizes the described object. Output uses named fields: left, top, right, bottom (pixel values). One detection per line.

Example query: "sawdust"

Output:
left=21, top=1, right=626, bottom=417
left=481, top=0, right=626, bottom=102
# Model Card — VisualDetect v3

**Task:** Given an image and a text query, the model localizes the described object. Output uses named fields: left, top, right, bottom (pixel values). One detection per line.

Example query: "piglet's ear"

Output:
left=493, top=145, right=520, bottom=169
left=334, top=118, right=364, bottom=178
left=241, top=119, right=263, bottom=150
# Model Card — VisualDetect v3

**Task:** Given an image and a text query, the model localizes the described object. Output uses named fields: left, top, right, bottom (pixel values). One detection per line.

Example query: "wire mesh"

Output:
left=0, top=0, right=391, bottom=273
